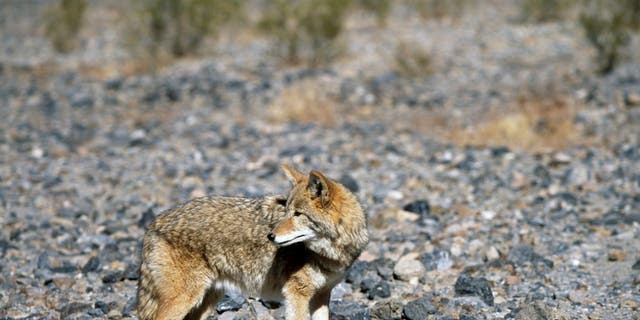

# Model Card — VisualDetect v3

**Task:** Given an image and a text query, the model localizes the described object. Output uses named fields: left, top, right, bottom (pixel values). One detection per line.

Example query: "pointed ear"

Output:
left=281, top=164, right=305, bottom=185
left=307, top=170, right=333, bottom=207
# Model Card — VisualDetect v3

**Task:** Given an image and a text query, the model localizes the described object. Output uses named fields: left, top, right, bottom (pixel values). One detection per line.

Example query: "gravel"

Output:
left=1, top=1, right=640, bottom=319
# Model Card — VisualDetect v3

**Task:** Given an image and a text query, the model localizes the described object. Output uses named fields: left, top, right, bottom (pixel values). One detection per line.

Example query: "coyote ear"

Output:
left=307, top=170, right=332, bottom=207
left=281, top=164, right=305, bottom=185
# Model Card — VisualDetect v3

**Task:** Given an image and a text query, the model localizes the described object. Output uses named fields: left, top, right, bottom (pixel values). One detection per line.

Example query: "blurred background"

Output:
left=1, top=0, right=640, bottom=319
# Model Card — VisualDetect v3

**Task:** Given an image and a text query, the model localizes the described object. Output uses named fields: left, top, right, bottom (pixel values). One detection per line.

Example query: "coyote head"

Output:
left=268, top=165, right=358, bottom=248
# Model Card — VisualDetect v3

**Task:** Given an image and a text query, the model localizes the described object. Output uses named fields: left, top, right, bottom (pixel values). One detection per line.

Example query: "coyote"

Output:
left=137, top=165, right=369, bottom=320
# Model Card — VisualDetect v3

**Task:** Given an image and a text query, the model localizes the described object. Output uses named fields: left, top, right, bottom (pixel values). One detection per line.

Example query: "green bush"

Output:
left=259, top=0, right=352, bottom=66
left=520, top=0, right=574, bottom=22
left=394, top=42, right=435, bottom=78
left=357, top=0, right=392, bottom=27
left=137, top=0, right=244, bottom=57
left=43, top=0, right=87, bottom=53
left=579, top=0, right=640, bottom=74
left=410, top=0, right=469, bottom=20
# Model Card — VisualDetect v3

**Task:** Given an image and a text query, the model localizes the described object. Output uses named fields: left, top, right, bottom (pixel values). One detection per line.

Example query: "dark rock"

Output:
left=367, top=281, right=391, bottom=300
left=632, top=259, right=640, bottom=270
left=138, top=207, right=156, bottom=229
left=454, top=274, right=494, bottom=306
left=70, top=91, right=94, bottom=109
left=94, top=301, right=111, bottom=314
left=105, top=77, right=122, bottom=90
left=123, top=263, right=140, bottom=280
left=51, top=262, right=77, bottom=274
left=508, top=244, right=553, bottom=268
left=421, top=248, right=453, bottom=271
left=59, top=302, right=92, bottom=318
left=37, top=252, right=50, bottom=270
left=82, top=256, right=100, bottom=274
left=329, top=300, right=370, bottom=320
left=122, top=297, right=136, bottom=316
left=403, top=297, right=437, bottom=320
left=339, top=174, right=360, bottom=193
left=216, top=292, right=246, bottom=313
left=533, top=165, right=551, bottom=188
left=102, top=270, right=122, bottom=283
left=371, top=258, right=394, bottom=280
left=403, top=200, right=431, bottom=216
left=370, top=298, right=402, bottom=320
left=345, top=260, right=369, bottom=287
left=491, top=146, right=510, bottom=157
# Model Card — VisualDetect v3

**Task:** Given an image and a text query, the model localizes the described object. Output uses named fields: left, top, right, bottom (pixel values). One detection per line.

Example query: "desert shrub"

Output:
left=258, top=0, right=352, bottom=66
left=135, top=0, right=244, bottom=57
left=394, top=42, right=435, bottom=78
left=520, top=0, right=574, bottom=22
left=43, top=0, right=87, bottom=53
left=410, top=0, right=470, bottom=20
left=579, top=0, right=640, bottom=74
left=357, top=0, right=392, bottom=26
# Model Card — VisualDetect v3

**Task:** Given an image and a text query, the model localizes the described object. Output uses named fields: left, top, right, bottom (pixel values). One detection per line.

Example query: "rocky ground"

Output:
left=1, top=1, right=640, bottom=319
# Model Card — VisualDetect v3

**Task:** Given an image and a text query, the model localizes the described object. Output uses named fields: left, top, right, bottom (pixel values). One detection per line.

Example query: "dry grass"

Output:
left=266, top=79, right=339, bottom=126
left=396, top=95, right=591, bottom=152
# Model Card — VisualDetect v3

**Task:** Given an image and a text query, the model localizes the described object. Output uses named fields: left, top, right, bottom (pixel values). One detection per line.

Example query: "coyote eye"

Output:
left=294, top=211, right=303, bottom=217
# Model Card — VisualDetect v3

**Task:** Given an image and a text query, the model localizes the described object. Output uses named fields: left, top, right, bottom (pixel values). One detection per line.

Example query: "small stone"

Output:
left=511, top=301, right=569, bottom=320
left=632, top=259, right=640, bottom=270
left=622, top=300, right=639, bottom=310
left=421, top=249, right=452, bottom=271
left=368, top=281, right=391, bottom=300
left=625, top=92, right=640, bottom=107
left=138, top=207, right=156, bottom=229
left=346, top=261, right=370, bottom=287
left=508, top=244, right=553, bottom=268
left=608, top=248, right=626, bottom=261
left=82, top=256, right=100, bottom=274
left=122, top=297, right=136, bottom=316
left=485, top=246, right=500, bottom=261
left=102, top=270, right=122, bottom=283
left=94, top=301, right=111, bottom=314
left=330, top=300, right=370, bottom=320
left=339, top=174, right=360, bottom=193
left=59, top=302, right=92, bottom=318
left=216, top=292, right=246, bottom=313
left=403, top=297, right=437, bottom=320
left=37, top=252, right=50, bottom=270
left=370, top=298, right=403, bottom=320
left=394, top=254, right=425, bottom=281
left=481, top=210, right=496, bottom=220
left=454, top=273, right=494, bottom=306
left=403, top=200, right=431, bottom=217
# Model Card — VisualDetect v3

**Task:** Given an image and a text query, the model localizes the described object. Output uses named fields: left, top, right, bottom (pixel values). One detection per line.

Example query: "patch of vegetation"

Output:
left=258, top=0, right=352, bottom=66
left=410, top=0, right=470, bottom=20
left=356, top=0, right=392, bottom=27
left=43, top=0, right=87, bottom=53
left=520, top=0, right=574, bottom=22
left=134, top=0, right=244, bottom=58
left=579, top=0, right=640, bottom=74
left=394, top=42, right=435, bottom=78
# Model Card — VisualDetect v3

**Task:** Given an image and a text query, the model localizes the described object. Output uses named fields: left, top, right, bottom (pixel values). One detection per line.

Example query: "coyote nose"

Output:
left=267, top=233, right=275, bottom=241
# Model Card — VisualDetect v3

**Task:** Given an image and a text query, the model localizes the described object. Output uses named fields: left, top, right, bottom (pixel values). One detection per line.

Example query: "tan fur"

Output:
left=137, top=165, right=369, bottom=320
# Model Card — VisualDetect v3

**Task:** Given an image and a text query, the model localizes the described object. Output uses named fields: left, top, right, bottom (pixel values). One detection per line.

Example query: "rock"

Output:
left=102, top=270, right=122, bottom=283
left=421, top=249, right=453, bottom=271
left=485, top=246, right=500, bottom=261
left=511, top=301, right=569, bottom=320
left=403, top=297, right=437, bottom=320
left=370, top=298, right=402, bottom=320
left=632, top=259, right=640, bottom=270
left=346, top=261, right=370, bottom=287
left=329, top=300, right=370, bottom=320
left=59, top=302, right=92, bottom=318
left=37, top=252, right=50, bottom=270
left=454, top=273, right=494, bottom=306
left=94, top=301, right=111, bottom=314
left=123, top=263, right=140, bottom=280
left=339, top=174, right=360, bottom=193
left=216, top=292, right=246, bottom=313
left=625, top=92, right=640, bottom=107
left=393, top=254, right=425, bottom=281
left=138, top=207, right=156, bottom=229
left=403, top=200, right=431, bottom=217
left=81, top=256, right=100, bottom=274
left=122, top=297, right=136, bottom=316
left=508, top=244, right=553, bottom=268
left=607, top=248, right=626, bottom=261
left=367, top=281, right=391, bottom=300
